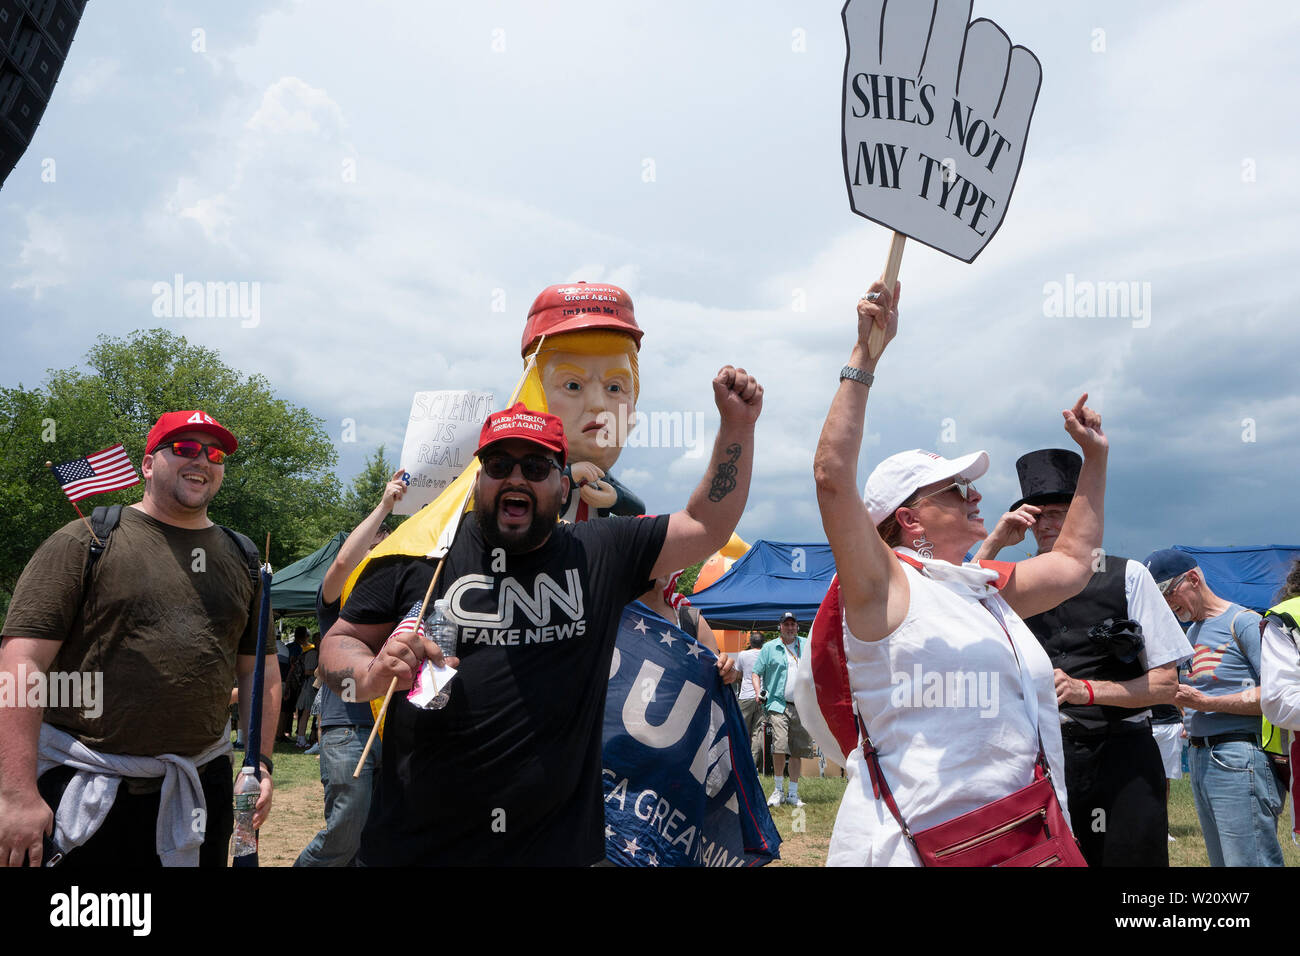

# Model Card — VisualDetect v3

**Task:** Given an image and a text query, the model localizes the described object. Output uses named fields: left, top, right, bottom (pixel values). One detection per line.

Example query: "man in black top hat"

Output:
left=974, top=449, right=1192, bottom=866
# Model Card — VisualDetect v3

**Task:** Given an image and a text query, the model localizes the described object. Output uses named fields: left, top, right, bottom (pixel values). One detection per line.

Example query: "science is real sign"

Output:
left=395, top=390, right=494, bottom=516
left=842, top=0, right=1042, bottom=262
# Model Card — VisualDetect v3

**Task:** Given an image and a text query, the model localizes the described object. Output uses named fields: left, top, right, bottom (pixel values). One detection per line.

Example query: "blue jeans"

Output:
left=294, top=726, right=379, bottom=867
left=1188, top=738, right=1284, bottom=867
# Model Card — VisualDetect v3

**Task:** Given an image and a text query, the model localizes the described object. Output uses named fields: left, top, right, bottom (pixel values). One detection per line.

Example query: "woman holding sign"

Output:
left=798, top=281, right=1105, bottom=867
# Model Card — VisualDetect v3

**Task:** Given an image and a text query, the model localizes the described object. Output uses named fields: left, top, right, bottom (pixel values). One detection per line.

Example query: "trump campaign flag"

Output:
left=602, top=603, right=781, bottom=867
left=51, top=444, right=140, bottom=502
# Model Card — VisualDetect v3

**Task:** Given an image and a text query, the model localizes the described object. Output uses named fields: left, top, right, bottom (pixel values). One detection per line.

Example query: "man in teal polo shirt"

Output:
left=754, top=612, right=815, bottom=808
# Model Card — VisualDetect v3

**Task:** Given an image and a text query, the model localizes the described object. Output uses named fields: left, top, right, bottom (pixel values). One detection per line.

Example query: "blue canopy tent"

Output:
left=1170, top=545, right=1300, bottom=612
left=269, top=531, right=347, bottom=614
left=688, top=541, right=836, bottom=631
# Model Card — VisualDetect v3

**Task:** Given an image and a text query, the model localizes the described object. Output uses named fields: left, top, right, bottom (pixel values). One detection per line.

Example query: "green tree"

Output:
left=338, top=444, right=407, bottom=534
left=0, top=329, right=344, bottom=609
left=675, top=561, right=704, bottom=596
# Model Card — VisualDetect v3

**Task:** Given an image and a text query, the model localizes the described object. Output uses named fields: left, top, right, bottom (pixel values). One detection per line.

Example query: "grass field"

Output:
left=238, top=739, right=1299, bottom=866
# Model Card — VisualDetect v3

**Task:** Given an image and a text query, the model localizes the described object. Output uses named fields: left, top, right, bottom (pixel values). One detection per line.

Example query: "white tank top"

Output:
left=827, top=561, right=1070, bottom=866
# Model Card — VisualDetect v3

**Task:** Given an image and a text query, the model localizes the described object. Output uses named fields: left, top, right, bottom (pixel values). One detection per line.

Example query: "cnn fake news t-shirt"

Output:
left=341, top=511, right=668, bottom=866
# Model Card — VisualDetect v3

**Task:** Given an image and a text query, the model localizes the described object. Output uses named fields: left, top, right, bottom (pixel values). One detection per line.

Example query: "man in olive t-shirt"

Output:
left=0, top=410, right=281, bottom=868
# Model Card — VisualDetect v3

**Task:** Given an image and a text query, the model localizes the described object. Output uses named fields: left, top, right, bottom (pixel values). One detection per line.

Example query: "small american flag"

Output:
left=391, top=601, right=427, bottom=642
left=51, top=444, right=141, bottom=502
left=367, top=601, right=427, bottom=671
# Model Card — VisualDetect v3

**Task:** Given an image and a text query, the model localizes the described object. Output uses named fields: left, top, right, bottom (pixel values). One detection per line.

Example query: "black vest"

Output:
left=1024, top=558, right=1145, bottom=731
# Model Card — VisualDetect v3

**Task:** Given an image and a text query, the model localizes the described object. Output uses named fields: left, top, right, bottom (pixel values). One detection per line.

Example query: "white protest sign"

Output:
left=842, top=0, right=1042, bottom=263
left=395, top=390, right=494, bottom=515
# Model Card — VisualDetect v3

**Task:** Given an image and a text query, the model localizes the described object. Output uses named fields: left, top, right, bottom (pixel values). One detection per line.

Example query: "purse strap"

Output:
left=855, top=597, right=1050, bottom=848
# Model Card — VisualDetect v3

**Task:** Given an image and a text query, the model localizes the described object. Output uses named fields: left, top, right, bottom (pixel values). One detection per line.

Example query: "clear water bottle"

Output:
left=231, top=766, right=259, bottom=857
left=432, top=599, right=457, bottom=661
left=428, top=600, right=458, bottom=710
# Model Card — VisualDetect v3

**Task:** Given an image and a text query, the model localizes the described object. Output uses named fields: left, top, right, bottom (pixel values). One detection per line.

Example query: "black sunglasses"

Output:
left=164, top=440, right=227, bottom=464
left=480, top=453, right=561, bottom=482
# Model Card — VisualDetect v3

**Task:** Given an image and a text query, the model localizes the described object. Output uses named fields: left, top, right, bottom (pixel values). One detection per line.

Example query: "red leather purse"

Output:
left=858, top=717, right=1085, bottom=867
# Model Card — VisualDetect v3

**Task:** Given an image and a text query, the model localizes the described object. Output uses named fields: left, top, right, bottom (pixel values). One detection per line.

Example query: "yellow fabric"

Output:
left=1266, top=595, right=1300, bottom=628
left=1262, top=596, right=1300, bottom=754
left=719, top=533, right=750, bottom=561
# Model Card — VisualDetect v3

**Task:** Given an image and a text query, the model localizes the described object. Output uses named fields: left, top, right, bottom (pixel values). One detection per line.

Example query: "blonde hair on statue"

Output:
left=530, top=329, right=640, bottom=401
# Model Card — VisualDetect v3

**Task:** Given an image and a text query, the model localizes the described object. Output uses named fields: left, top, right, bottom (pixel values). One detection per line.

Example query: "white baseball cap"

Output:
left=862, top=449, right=990, bottom=526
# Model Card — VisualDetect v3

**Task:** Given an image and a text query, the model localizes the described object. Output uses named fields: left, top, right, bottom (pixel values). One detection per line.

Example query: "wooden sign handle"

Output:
left=867, top=232, right=906, bottom=359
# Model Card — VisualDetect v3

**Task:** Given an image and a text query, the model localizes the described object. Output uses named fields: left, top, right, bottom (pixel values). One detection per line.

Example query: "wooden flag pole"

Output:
left=867, top=232, right=907, bottom=359
left=45, top=461, right=101, bottom=545
left=353, top=554, right=448, bottom=778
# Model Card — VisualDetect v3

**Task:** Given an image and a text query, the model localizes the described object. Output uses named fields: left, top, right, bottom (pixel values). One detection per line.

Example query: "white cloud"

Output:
left=1, top=0, right=1297, bottom=559
left=9, top=213, right=69, bottom=298
left=64, top=57, right=121, bottom=103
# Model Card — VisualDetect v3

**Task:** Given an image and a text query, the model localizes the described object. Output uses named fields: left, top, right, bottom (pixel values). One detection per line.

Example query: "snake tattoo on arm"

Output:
left=708, top=443, right=742, bottom=502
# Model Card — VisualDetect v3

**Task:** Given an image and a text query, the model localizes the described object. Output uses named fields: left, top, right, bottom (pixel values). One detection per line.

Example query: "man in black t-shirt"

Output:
left=321, top=366, right=763, bottom=865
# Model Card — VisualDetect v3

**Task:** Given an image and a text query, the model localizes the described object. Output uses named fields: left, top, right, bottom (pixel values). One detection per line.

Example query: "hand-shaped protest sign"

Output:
left=842, top=0, right=1041, bottom=263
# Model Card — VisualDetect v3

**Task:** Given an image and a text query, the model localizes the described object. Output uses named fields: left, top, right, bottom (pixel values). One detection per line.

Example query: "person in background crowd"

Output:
left=1259, top=559, right=1300, bottom=841
left=278, top=627, right=307, bottom=743
left=1146, top=549, right=1284, bottom=867
left=975, top=448, right=1190, bottom=866
left=754, top=612, right=815, bottom=808
left=294, top=467, right=406, bottom=867
left=736, top=633, right=766, bottom=767
left=293, top=637, right=320, bottom=748
left=1148, top=703, right=1187, bottom=844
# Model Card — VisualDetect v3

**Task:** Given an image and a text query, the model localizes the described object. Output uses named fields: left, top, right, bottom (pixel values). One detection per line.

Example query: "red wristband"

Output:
left=1082, top=680, right=1094, bottom=705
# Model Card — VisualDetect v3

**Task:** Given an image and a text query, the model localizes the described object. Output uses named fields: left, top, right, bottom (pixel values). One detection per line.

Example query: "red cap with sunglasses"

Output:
left=475, top=403, right=567, bottom=466
left=146, top=410, right=238, bottom=459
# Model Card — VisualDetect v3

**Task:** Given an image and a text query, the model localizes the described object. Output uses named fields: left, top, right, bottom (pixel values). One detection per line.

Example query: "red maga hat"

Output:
left=521, top=281, right=642, bottom=356
left=475, top=403, right=568, bottom=465
left=146, top=410, right=238, bottom=455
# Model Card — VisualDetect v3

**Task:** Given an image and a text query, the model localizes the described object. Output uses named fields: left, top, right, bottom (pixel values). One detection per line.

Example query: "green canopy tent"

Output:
left=270, top=531, right=347, bottom=614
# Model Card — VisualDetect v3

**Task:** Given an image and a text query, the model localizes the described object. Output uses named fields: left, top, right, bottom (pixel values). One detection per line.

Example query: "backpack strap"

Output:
left=218, top=526, right=265, bottom=655
left=1225, top=608, right=1276, bottom=749
left=218, top=526, right=262, bottom=585
left=1226, top=609, right=1263, bottom=684
left=85, top=505, right=124, bottom=578
left=677, top=605, right=700, bottom=641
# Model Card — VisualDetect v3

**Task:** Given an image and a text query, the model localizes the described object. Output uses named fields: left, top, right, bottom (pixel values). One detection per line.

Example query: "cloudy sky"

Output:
left=3, top=0, right=1298, bottom=563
